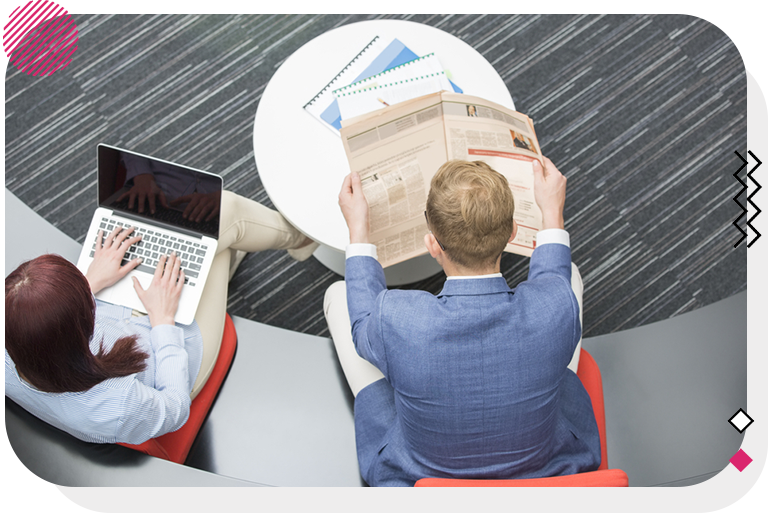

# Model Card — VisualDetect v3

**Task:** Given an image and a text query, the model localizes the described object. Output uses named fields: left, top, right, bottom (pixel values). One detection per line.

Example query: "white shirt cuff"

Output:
left=346, top=243, right=378, bottom=260
left=537, top=228, right=570, bottom=248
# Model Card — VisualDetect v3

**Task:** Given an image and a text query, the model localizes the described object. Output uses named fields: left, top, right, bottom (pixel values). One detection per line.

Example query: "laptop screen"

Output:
left=98, top=144, right=222, bottom=239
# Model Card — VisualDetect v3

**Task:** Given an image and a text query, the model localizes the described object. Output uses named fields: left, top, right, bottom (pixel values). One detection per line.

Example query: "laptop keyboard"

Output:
left=89, top=217, right=207, bottom=287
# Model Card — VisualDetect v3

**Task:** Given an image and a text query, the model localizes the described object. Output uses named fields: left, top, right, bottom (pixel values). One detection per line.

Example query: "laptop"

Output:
left=76, top=144, right=222, bottom=325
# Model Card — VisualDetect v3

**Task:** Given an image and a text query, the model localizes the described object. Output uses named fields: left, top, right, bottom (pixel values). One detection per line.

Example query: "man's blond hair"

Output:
left=426, top=160, right=515, bottom=269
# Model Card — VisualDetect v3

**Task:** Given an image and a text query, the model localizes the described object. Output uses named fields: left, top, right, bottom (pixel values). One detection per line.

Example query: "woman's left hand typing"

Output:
left=85, top=225, right=143, bottom=294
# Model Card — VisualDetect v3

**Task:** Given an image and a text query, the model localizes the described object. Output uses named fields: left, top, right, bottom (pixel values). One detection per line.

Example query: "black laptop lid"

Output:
left=98, top=144, right=222, bottom=239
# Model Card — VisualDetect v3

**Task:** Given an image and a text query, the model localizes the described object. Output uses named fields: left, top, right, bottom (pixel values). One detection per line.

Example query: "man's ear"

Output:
left=425, top=233, right=443, bottom=260
left=508, top=220, right=518, bottom=244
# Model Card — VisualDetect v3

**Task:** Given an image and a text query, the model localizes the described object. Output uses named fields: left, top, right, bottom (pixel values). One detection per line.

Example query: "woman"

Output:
left=5, top=191, right=315, bottom=444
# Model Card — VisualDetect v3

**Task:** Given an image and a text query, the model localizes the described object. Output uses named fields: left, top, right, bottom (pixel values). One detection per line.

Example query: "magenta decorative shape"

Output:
left=729, top=449, right=753, bottom=472
left=3, top=1, right=79, bottom=76
left=3, top=0, right=80, bottom=76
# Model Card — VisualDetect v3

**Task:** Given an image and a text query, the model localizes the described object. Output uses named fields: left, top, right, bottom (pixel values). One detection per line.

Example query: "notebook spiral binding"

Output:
left=303, top=36, right=381, bottom=109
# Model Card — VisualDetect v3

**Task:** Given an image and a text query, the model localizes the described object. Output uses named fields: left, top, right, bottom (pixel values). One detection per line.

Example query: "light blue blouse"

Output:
left=5, top=300, right=203, bottom=445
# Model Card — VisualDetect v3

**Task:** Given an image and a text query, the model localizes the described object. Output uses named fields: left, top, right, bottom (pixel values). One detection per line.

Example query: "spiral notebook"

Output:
left=303, top=37, right=463, bottom=135
left=332, top=53, right=453, bottom=120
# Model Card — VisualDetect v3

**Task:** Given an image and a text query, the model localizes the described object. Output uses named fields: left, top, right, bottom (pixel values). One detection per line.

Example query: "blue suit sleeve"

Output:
left=526, top=243, right=581, bottom=353
left=344, top=255, right=390, bottom=376
left=528, top=242, right=572, bottom=283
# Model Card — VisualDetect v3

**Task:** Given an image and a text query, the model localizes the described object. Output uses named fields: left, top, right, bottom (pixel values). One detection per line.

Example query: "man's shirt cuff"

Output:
left=346, top=243, right=378, bottom=260
left=537, top=228, right=570, bottom=248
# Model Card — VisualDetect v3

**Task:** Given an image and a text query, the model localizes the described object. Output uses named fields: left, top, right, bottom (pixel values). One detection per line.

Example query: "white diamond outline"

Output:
left=731, top=413, right=750, bottom=430
left=728, top=408, right=754, bottom=433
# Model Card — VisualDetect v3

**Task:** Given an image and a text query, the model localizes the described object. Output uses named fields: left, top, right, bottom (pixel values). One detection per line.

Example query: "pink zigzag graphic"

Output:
left=3, top=0, right=79, bottom=76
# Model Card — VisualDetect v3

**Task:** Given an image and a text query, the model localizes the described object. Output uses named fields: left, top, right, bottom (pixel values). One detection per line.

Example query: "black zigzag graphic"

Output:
left=733, top=151, right=748, bottom=248
left=747, top=151, right=762, bottom=247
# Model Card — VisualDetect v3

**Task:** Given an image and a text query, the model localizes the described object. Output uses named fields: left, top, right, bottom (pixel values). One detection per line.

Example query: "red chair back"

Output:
left=118, top=314, right=237, bottom=464
left=415, top=469, right=628, bottom=487
left=576, top=347, right=608, bottom=470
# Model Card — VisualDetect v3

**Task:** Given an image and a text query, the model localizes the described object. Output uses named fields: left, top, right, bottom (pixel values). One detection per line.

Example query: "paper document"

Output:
left=333, top=53, right=445, bottom=95
left=303, top=37, right=419, bottom=134
left=335, top=71, right=453, bottom=120
left=340, top=92, right=543, bottom=268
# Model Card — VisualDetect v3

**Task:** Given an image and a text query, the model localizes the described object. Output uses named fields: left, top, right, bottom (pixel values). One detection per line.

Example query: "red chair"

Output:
left=118, top=314, right=238, bottom=464
left=415, top=348, right=628, bottom=487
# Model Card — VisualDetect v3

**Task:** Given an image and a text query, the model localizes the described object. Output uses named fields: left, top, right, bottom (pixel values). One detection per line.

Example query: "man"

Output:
left=324, top=157, right=601, bottom=487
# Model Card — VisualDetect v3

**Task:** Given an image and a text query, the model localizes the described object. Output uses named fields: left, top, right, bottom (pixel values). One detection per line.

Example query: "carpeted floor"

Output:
left=5, top=14, right=747, bottom=338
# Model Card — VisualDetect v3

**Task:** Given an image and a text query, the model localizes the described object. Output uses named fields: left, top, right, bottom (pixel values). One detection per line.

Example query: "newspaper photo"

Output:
left=340, top=91, right=544, bottom=268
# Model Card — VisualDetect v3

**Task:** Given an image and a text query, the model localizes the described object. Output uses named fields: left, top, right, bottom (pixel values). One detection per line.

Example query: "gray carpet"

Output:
left=4, top=14, right=747, bottom=338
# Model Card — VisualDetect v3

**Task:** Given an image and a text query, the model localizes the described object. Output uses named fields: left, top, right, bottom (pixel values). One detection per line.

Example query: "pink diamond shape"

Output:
left=730, top=449, right=753, bottom=471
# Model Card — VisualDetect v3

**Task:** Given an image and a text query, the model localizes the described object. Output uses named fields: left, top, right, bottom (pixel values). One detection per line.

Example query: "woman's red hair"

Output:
left=5, top=254, right=148, bottom=393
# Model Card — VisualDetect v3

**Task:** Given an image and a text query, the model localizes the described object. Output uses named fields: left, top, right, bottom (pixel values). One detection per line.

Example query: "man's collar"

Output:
left=437, top=276, right=511, bottom=297
left=445, top=272, right=503, bottom=280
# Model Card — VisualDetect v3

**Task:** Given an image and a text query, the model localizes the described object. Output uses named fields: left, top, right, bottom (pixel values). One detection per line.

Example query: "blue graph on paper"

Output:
left=315, top=39, right=463, bottom=131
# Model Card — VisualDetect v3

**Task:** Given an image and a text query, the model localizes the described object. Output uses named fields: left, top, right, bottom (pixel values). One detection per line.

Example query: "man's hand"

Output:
left=132, top=253, right=184, bottom=327
left=85, top=226, right=143, bottom=294
left=533, top=157, right=567, bottom=230
left=338, top=172, right=370, bottom=244
left=170, top=191, right=221, bottom=222
left=117, top=173, right=169, bottom=214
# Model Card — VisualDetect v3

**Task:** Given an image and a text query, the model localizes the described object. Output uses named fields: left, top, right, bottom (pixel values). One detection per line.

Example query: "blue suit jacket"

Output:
left=346, top=243, right=601, bottom=487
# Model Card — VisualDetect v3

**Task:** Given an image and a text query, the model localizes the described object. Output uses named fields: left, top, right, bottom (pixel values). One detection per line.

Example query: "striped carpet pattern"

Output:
left=5, top=14, right=746, bottom=338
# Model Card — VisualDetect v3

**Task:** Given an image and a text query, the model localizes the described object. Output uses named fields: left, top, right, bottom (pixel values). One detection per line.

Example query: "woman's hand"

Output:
left=85, top=226, right=143, bottom=294
left=132, top=253, right=184, bottom=327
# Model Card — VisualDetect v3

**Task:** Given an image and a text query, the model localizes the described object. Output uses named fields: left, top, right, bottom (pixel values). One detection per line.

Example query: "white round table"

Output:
left=254, top=20, right=515, bottom=284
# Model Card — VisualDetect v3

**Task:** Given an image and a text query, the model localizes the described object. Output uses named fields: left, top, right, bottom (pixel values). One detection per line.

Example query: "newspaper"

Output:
left=340, top=91, right=543, bottom=268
